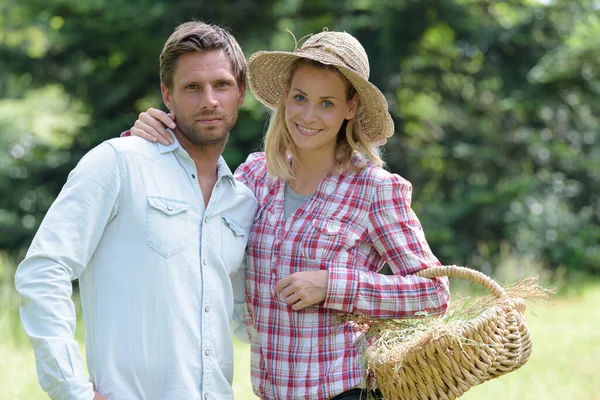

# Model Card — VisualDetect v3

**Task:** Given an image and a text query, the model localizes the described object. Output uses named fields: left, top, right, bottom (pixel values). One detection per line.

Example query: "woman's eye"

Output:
left=293, top=94, right=306, bottom=102
left=322, top=100, right=334, bottom=108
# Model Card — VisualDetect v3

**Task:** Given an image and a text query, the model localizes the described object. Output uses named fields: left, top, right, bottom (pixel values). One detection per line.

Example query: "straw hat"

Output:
left=248, top=30, right=395, bottom=146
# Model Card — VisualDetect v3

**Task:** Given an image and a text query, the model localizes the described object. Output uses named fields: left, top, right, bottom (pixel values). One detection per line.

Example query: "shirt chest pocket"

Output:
left=146, top=196, right=189, bottom=258
left=220, top=215, right=248, bottom=273
left=302, top=218, right=358, bottom=261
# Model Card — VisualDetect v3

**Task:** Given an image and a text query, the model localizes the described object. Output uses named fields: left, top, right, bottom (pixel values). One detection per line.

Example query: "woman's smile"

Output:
left=294, top=122, right=322, bottom=136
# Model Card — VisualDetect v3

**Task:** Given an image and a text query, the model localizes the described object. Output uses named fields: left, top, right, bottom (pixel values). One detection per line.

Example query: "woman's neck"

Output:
left=290, top=148, right=336, bottom=195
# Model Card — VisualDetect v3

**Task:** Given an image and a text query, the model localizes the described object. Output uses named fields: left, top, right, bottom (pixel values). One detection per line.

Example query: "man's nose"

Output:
left=201, top=87, right=219, bottom=109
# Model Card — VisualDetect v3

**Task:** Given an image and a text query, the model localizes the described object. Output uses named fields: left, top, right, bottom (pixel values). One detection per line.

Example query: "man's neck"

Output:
left=174, top=131, right=226, bottom=206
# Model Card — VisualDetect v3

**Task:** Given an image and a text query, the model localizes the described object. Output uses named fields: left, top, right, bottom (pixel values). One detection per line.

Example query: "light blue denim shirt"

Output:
left=15, top=135, right=257, bottom=400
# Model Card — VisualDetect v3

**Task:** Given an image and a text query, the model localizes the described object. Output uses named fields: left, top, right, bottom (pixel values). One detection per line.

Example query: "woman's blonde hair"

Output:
left=264, top=59, right=384, bottom=181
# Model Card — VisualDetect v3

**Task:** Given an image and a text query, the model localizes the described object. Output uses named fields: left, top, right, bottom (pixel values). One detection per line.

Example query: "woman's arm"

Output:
left=323, top=174, right=450, bottom=318
left=126, top=108, right=176, bottom=145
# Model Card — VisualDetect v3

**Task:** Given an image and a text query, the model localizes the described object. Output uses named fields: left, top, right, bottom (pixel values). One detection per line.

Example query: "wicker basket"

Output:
left=366, top=265, right=533, bottom=400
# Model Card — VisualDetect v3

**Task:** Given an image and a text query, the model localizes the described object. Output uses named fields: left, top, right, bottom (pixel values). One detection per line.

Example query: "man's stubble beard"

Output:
left=177, top=109, right=238, bottom=149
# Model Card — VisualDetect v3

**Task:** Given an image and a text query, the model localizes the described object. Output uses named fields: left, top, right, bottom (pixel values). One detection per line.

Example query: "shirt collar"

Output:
left=159, top=129, right=236, bottom=187
left=157, top=129, right=182, bottom=154
left=216, top=156, right=236, bottom=187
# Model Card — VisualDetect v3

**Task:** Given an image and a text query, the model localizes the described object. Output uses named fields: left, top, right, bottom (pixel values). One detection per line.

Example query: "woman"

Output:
left=131, top=30, right=449, bottom=400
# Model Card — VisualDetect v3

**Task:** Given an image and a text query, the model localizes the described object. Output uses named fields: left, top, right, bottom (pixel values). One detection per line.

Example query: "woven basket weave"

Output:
left=366, top=266, right=532, bottom=400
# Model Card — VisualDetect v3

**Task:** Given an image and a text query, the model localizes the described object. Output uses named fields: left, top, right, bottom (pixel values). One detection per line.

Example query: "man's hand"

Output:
left=130, top=107, right=176, bottom=146
left=274, top=270, right=328, bottom=310
left=92, top=380, right=107, bottom=400
left=93, top=392, right=108, bottom=400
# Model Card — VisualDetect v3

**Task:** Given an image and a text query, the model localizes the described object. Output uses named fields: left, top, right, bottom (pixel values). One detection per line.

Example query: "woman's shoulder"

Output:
left=243, top=151, right=267, bottom=165
left=346, top=163, right=414, bottom=207
left=234, top=152, right=269, bottom=187
left=236, top=151, right=266, bottom=173
left=354, top=160, right=411, bottom=188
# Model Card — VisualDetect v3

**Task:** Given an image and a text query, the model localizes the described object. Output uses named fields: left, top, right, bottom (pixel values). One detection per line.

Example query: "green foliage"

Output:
left=0, top=0, right=598, bottom=277
left=356, top=0, right=600, bottom=275
left=0, top=0, right=278, bottom=255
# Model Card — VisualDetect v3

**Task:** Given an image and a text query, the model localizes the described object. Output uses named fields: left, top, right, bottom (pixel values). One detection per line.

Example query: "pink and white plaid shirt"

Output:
left=235, top=153, right=449, bottom=400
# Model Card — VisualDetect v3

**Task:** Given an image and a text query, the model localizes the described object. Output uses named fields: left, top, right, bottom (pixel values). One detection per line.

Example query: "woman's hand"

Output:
left=275, top=270, right=328, bottom=311
left=130, top=108, right=176, bottom=145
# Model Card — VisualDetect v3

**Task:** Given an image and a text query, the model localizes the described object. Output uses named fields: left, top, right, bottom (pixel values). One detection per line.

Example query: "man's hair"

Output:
left=160, top=21, right=247, bottom=89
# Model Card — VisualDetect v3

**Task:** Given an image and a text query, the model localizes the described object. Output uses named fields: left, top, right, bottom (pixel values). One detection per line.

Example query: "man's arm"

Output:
left=230, top=266, right=250, bottom=343
left=15, top=143, right=122, bottom=399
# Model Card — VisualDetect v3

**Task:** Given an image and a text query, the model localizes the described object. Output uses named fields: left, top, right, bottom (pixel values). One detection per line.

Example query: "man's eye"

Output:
left=186, top=84, right=200, bottom=90
left=217, top=82, right=230, bottom=88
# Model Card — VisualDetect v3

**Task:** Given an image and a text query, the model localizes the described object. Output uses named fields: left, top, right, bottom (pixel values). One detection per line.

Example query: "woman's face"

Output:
left=284, top=64, right=357, bottom=156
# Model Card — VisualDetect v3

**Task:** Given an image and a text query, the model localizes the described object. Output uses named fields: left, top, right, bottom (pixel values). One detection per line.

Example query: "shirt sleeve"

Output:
left=14, top=142, right=123, bottom=399
left=324, top=174, right=449, bottom=318
left=230, top=258, right=250, bottom=344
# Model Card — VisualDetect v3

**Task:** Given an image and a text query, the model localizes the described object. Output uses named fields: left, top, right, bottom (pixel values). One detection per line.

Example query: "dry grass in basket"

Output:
left=340, top=277, right=554, bottom=371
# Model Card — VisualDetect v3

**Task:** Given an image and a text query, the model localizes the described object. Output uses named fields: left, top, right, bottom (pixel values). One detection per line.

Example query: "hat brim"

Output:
left=248, top=49, right=394, bottom=146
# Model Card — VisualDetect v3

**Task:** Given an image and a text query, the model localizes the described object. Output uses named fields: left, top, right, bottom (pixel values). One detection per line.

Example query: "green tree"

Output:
left=1, top=0, right=598, bottom=276
left=0, top=0, right=277, bottom=257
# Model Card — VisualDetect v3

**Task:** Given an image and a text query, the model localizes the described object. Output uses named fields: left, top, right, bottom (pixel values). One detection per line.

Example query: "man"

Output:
left=15, top=21, right=257, bottom=400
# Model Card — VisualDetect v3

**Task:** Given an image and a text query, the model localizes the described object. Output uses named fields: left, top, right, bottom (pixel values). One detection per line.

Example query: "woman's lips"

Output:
left=295, top=123, right=321, bottom=136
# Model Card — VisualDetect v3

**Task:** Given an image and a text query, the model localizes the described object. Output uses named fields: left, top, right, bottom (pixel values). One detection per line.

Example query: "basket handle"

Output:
left=414, top=265, right=507, bottom=299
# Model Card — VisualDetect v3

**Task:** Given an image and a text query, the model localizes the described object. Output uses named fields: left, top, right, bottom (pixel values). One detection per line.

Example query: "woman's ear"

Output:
left=346, top=94, right=359, bottom=120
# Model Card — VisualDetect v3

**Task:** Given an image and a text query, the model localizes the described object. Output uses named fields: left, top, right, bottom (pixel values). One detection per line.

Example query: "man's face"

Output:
left=161, top=49, right=246, bottom=147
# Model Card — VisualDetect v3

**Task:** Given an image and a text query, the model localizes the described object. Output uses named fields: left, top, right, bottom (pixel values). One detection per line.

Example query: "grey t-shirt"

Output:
left=284, top=183, right=313, bottom=219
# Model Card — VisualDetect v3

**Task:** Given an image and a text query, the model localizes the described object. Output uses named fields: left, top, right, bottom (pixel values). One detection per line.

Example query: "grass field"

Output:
left=3, top=269, right=599, bottom=399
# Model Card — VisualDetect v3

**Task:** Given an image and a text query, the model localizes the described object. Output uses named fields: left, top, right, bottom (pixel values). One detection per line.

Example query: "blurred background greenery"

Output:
left=1, top=0, right=599, bottom=398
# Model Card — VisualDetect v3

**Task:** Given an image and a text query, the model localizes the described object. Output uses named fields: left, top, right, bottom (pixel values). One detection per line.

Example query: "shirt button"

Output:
left=204, top=216, right=208, bottom=224
left=167, top=206, right=173, bottom=211
left=205, top=349, right=210, bottom=356
left=205, top=306, right=210, bottom=313
left=192, top=174, right=196, bottom=179
left=204, top=395, right=209, bottom=400
left=203, top=259, right=207, bottom=265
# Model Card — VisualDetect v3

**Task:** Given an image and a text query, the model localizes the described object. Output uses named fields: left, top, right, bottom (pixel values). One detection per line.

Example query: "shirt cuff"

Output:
left=47, top=375, right=95, bottom=400
left=323, top=267, right=360, bottom=313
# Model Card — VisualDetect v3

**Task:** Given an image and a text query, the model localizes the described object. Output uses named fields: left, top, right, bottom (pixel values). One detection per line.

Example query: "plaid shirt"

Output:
left=235, top=153, right=449, bottom=400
